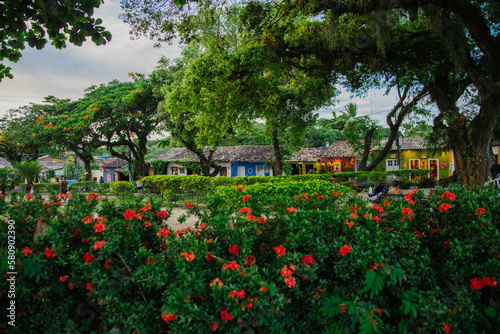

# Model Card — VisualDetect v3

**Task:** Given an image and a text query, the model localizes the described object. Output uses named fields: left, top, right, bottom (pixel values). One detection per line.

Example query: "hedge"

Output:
left=1, top=183, right=498, bottom=333
left=140, top=170, right=430, bottom=200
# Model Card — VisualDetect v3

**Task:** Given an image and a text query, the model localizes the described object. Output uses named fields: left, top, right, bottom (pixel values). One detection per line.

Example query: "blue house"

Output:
left=152, top=146, right=275, bottom=177
left=100, top=158, right=128, bottom=182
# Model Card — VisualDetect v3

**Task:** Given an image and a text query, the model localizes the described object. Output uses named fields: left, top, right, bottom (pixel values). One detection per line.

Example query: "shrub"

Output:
left=110, top=181, right=136, bottom=199
left=0, top=183, right=498, bottom=333
left=416, top=177, right=436, bottom=188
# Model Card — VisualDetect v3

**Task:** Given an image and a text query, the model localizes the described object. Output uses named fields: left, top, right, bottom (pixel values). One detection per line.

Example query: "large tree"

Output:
left=29, top=97, right=102, bottom=180
left=1, top=0, right=112, bottom=81
left=290, top=1, right=500, bottom=185
left=83, top=75, right=162, bottom=179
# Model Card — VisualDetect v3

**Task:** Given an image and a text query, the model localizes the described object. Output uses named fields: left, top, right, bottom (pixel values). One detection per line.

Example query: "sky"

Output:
left=0, top=0, right=401, bottom=124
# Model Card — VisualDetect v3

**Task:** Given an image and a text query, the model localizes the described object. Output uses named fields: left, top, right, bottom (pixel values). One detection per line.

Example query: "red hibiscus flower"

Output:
left=404, top=192, right=415, bottom=206
left=229, top=245, right=241, bottom=255
left=59, top=276, right=68, bottom=282
left=22, top=247, right=32, bottom=256
left=25, top=194, right=34, bottom=200
left=93, top=222, right=107, bottom=234
left=286, top=207, right=297, bottom=213
left=210, top=277, right=224, bottom=287
left=44, top=248, right=55, bottom=259
left=144, top=221, right=151, bottom=227
left=156, top=228, right=171, bottom=238
left=221, top=309, right=234, bottom=322
left=438, top=203, right=452, bottom=212
left=242, top=194, right=251, bottom=203
left=373, top=216, right=381, bottom=223
left=93, top=241, right=106, bottom=250
left=345, top=220, right=355, bottom=228
left=86, top=283, right=93, bottom=292
left=274, top=245, right=286, bottom=257
left=83, top=252, right=94, bottom=263
left=236, top=186, right=245, bottom=191
left=222, top=261, right=240, bottom=271
left=442, top=324, right=451, bottom=333
left=161, top=312, right=178, bottom=322
left=140, top=203, right=152, bottom=212
left=245, top=255, right=256, bottom=265
left=82, top=215, right=93, bottom=224
left=238, top=207, right=252, bottom=215
left=475, top=207, right=486, bottom=216
left=184, top=201, right=195, bottom=209
left=300, top=254, right=315, bottom=266
left=339, top=244, right=352, bottom=256
left=210, top=323, right=219, bottom=330
left=156, top=210, right=168, bottom=218
left=181, top=251, right=195, bottom=261
left=123, top=209, right=136, bottom=220
left=302, top=193, right=309, bottom=200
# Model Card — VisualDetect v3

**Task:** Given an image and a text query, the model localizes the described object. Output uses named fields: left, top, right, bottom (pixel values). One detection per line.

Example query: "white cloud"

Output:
left=0, top=1, right=182, bottom=116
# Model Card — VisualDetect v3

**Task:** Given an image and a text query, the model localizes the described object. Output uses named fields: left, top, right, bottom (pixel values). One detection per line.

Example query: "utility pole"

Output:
left=129, top=151, right=133, bottom=182
left=74, top=157, right=78, bottom=181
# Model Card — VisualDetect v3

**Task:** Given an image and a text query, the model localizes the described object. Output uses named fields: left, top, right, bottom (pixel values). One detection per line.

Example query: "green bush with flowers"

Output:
left=0, top=183, right=499, bottom=333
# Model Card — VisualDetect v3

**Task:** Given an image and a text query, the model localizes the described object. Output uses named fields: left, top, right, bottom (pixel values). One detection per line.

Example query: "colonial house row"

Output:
left=150, top=139, right=458, bottom=181
left=152, top=146, right=275, bottom=177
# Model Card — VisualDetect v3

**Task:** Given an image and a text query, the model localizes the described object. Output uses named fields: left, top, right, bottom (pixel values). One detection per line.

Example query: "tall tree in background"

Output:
left=29, top=97, right=101, bottom=180
left=289, top=1, right=500, bottom=185
left=0, top=107, right=51, bottom=162
left=1, top=0, right=111, bottom=81
left=84, top=75, right=161, bottom=179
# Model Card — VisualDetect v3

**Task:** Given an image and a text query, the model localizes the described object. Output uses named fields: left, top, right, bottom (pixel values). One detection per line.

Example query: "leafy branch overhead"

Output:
left=0, top=0, right=112, bottom=81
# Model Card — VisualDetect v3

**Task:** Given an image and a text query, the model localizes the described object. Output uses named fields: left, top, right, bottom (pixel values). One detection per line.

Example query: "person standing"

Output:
left=99, top=176, right=104, bottom=185
left=60, top=177, right=68, bottom=195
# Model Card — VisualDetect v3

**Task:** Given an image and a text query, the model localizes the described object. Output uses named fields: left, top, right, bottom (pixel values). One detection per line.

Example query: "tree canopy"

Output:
left=0, top=0, right=112, bottom=81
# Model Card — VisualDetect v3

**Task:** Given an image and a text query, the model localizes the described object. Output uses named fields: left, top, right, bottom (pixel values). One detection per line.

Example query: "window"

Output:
left=179, top=167, right=185, bottom=174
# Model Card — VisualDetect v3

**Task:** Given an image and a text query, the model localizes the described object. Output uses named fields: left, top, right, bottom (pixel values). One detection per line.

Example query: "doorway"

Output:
left=428, top=159, right=439, bottom=180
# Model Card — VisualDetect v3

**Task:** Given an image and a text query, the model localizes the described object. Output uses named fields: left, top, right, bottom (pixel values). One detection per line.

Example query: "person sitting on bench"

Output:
left=388, top=180, right=404, bottom=197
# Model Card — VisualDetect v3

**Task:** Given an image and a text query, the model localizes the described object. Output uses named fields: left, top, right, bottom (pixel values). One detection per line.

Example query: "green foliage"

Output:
left=69, top=181, right=110, bottom=193
left=1, top=181, right=499, bottom=332
left=110, top=181, right=136, bottom=198
left=415, top=177, right=436, bottom=188
left=32, top=182, right=60, bottom=193
left=0, top=167, right=15, bottom=183
left=150, top=159, right=170, bottom=175
left=12, top=160, right=43, bottom=183
left=0, top=0, right=111, bottom=81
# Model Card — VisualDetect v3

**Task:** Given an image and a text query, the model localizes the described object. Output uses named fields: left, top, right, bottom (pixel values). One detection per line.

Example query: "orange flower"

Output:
left=93, top=241, right=106, bottom=249
left=238, top=207, right=252, bottom=215
left=156, top=228, right=171, bottom=238
left=181, top=251, right=195, bottom=261
left=161, top=312, right=177, bottom=322
left=345, top=220, right=354, bottom=228
left=274, top=245, right=286, bottom=257
left=286, top=207, right=297, bottom=213
left=32, top=133, right=36, bottom=137
left=242, top=194, right=251, bottom=203
left=21, top=247, right=32, bottom=256
left=210, top=277, right=224, bottom=287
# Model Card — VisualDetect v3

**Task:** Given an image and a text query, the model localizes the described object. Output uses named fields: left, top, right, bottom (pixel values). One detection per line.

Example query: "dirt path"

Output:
left=164, top=207, right=199, bottom=230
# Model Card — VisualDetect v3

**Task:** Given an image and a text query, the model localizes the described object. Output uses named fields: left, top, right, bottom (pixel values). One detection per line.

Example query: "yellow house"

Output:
left=289, top=148, right=324, bottom=175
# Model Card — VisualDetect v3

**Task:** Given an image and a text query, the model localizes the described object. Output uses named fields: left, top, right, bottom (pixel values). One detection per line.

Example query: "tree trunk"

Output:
left=360, top=85, right=428, bottom=171
left=428, top=76, right=500, bottom=187
left=358, top=127, right=376, bottom=170
left=271, top=128, right=283, bottom=176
